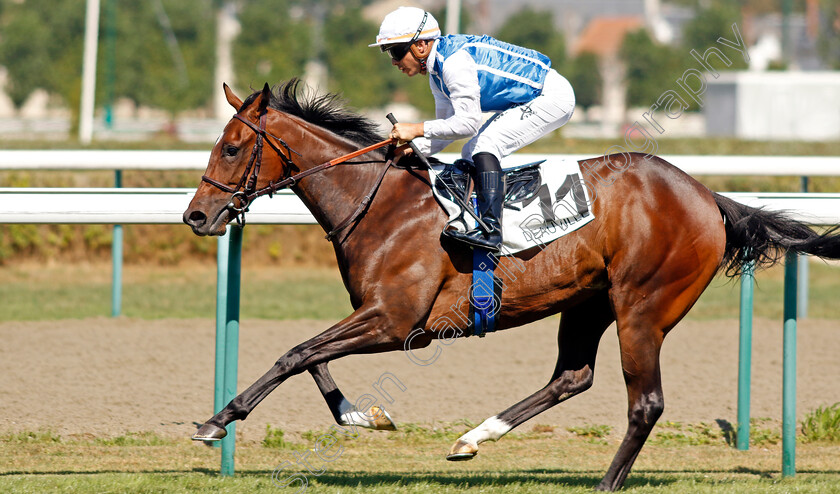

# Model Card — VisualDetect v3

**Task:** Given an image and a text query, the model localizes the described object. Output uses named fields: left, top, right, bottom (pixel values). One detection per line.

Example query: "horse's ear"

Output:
left=224, top=83, right=242, bottom=110
left=243, top=83, right=272, bottom=121
left=258, top=83, right=271, bottom=114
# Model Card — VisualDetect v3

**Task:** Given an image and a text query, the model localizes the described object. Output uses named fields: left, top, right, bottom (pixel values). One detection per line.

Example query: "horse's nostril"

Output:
left=187, top=210, right=207, bottom=226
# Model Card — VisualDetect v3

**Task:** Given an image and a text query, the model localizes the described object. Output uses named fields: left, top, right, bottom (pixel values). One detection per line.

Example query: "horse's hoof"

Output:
left=446, top=439, right=478, bottom=461
left=339, top=406, right=398, bottom=431
left=192, top=423, right=227, bottom=442
left=369, top=406, right=397, bottom=431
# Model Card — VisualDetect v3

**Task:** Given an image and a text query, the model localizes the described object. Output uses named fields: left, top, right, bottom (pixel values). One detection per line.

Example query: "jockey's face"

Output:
left=391, top=40, right=432, bottom=77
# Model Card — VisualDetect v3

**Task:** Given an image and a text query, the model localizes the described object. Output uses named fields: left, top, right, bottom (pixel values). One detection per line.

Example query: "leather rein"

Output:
left=201, top=111, right=396, bottom=241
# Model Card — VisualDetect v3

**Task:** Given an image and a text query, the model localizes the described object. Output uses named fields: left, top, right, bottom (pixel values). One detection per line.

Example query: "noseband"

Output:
left=201, top=110, right=395, bottom=240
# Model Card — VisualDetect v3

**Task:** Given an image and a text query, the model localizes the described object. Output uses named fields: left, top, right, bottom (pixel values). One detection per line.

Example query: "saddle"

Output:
left=427, top=156, right=595, bottom=255
left=431, top=158, right=545, bottom=214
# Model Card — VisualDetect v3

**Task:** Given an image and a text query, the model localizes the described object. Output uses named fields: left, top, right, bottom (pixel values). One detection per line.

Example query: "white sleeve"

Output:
left=422, top=50, right=482, bottom=143
left=413, top=78, right=455, bottom=156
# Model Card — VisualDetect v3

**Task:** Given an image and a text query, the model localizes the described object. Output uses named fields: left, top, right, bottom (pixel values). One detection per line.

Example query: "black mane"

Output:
left=240, top=79, right=385, bottom=149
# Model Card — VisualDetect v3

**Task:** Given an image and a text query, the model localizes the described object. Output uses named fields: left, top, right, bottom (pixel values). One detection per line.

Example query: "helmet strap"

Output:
left=408, top=11, right=429, bottom=72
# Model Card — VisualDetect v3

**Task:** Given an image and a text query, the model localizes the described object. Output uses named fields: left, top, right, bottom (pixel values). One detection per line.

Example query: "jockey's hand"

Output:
left=392, top=144, right=414, bottom=164
left=389, top=123, right=424, bottom=142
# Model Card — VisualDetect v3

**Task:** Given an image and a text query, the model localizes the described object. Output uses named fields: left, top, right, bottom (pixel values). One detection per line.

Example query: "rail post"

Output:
left=220, top=224, right=243, bottom=476
left=213, top=227, right=230, bottom=449
left=111, top=170, right=123, bottom=317
left=737, top=260, right=755, bottom=450
left=782, top=251, right=798, bottom=477
left=797, top=176, right=809, bottom=318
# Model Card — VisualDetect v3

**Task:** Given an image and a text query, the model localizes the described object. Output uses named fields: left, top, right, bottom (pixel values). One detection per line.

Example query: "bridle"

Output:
left=201, top=113, right=299, bottom=218
left=201, top=109, right=396, bottom=241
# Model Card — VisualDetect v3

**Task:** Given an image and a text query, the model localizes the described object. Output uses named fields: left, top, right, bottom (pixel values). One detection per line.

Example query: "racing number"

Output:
left=517, top=173, right=589, bottom=223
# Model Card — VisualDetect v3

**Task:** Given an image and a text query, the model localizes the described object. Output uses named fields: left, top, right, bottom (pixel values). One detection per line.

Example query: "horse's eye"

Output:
left=223, top=145, right=239, bottom=157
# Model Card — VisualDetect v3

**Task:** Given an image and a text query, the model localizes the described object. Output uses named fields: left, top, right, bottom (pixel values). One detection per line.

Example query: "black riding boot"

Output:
left=443, top=153, right=504, bottom=251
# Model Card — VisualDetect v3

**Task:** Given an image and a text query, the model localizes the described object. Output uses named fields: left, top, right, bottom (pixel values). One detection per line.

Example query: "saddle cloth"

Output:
left=428, top=156, right=595, bottom=254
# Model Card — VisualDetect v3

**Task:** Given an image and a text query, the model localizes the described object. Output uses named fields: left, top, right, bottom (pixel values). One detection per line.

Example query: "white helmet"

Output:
left=368, top=7, right=441, bottom=48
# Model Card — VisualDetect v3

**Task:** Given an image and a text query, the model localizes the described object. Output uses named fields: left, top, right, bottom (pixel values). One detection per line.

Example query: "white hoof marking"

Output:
left=458, top=416, right=511, bottom=447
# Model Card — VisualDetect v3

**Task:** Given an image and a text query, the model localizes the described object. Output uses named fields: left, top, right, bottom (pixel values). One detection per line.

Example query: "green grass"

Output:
left=567, top=424, right=612, bottom=440
left=3, top=260, right=840, bottom=322
left=801, top=403, right=840, bottom=443
left=4, top=472, right=840, bottom=493
left=262, top=425, right=307, bottom=450
left=93, top=432, right=174, bottom=447
left=650, top=421, right=734, bottom=447
left=0, top=264, right=352, bottom=321
left=688, top=261, right=840, bottom=320
left=2, top=422, right=840, bottom=493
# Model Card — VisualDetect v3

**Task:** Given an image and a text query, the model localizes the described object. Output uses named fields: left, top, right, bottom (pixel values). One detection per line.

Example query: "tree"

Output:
left=565, top=52, right=601, bottom=109
left=114, top=0, right=216, bottom=115
left=322, top=5, right=433, bottom=114
left=680, top=2, right=748, bottom=73
left=817, top=0, right=840, bottom=69
left=0, top=0, right=216, bottom=117
left=495, top=7, right=566, bottom=69
left=233, top=0, right=311, bottom=91
left=620, top=29, right=684, bottom=108
left=322, top=5, right=390, bottom=109
left=0, top=0, right=86, bottom=108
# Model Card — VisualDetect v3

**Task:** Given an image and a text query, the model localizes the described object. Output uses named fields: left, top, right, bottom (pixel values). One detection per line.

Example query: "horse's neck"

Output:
left=290, top=127, right=393, bottom=240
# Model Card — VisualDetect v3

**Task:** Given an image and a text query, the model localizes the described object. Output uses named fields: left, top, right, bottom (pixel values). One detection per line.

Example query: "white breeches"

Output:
left=461, top=69, right=576, bottom=168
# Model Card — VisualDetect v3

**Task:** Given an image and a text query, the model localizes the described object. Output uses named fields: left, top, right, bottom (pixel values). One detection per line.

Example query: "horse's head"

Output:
left=183, top=83, right=299, bottom=236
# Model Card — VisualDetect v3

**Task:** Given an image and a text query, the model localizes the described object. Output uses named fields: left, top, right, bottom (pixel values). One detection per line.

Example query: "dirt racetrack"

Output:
left=1, top=317, right=838, bottom=443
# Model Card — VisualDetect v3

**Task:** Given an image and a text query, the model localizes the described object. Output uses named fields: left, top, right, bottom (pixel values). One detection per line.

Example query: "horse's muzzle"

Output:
left=183, top=206, right=229, bottom=236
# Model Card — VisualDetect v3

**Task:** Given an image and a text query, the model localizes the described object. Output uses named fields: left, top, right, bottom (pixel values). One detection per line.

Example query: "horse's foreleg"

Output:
left=193, top=306, right=406, bottom=441
left=447, top=294, right=615, bottom=460
left=309, top=363, right=396, bottom=430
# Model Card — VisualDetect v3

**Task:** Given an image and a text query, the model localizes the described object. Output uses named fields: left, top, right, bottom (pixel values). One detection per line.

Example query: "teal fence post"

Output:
left=213, top=227, right=230, bottom=449
left=111, top=170, right=123, bottom=317
left=782, top=251, right=798, bottom=478
left=797, top=176, right=809, bottom=318
left=220, top=224, right=243, bottom=476
left=737, top=260, right=755, bottom=450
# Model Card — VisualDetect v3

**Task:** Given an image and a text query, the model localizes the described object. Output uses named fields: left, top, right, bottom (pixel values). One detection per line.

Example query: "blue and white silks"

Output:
left=429, top=34, right=551, bottom=112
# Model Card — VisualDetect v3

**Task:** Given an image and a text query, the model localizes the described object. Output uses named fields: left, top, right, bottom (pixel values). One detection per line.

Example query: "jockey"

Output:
left=371, top=7, right=576, bottom=251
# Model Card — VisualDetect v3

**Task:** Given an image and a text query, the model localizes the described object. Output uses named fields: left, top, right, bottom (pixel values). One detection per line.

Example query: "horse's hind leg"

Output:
left=447, top=293, right=615, bottom=460
left=308, top=363, right=396, bottom=430
left=597, top=257, right=721, bottom=490
left=595, top=321, right=665, bottom=492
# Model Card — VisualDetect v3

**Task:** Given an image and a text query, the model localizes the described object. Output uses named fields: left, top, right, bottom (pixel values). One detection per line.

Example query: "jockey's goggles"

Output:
left=378, top=11, right=427, bottom=61
left=381, top=43, right=413, bottom=61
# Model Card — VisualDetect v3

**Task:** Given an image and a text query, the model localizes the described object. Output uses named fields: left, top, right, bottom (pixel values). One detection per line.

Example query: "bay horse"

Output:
left=183, top=80, right=840, bottom=491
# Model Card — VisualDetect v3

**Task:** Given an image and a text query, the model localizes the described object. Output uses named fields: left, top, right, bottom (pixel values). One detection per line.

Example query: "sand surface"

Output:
left=1, top=317, right=838, bottom=443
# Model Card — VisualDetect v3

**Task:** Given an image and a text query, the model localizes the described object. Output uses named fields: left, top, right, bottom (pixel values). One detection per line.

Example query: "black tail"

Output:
left=713, top=192, right=840, bottom=277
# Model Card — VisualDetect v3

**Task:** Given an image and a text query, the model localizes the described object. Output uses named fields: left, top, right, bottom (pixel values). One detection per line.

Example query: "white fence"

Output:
left=1, top=188, right=840, bottom=226
left=4, top=150, right=840, bottom=176
left=0, top=188, right=312, bottom=225
left=2, top=149, right=839, bottom=226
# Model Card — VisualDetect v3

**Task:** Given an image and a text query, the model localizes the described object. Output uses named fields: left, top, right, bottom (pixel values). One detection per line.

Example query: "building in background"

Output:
left=706, top=71, right=840, bottom=141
